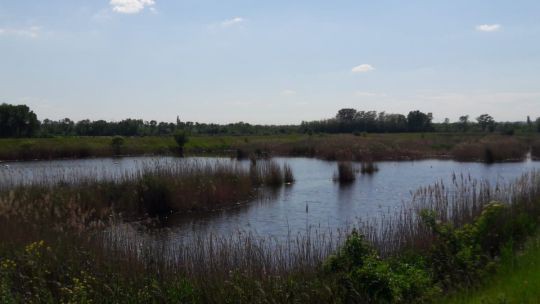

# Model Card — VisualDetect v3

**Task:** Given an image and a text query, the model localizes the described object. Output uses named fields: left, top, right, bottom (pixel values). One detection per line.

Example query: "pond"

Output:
left=2, top=156, right=540, bottom=241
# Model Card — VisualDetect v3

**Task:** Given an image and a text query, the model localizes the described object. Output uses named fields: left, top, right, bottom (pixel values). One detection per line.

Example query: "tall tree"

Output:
left=407, top=110, right=433, bottom=132
left=336, top=108, right=357, bottom=121
left=459, top=115, right=469, bottom=132
left=0, top=103, right=39, bottom=137
left=476, top=114, right=495, bottom=132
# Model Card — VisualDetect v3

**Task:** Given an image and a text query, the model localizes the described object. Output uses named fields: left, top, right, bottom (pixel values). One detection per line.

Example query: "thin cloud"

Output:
left=281, top=89, right=297, bottom=96
left=355, top=91, right=386, bottom=97
left=221, top=17, right=245, bottom=28
left=352, top=64, right=375, bottom=73
left=0, top=26, right=41, bottom=38
left=476, top=24, right=501, bottom=32
left=110, top=0, right=156, bottom=14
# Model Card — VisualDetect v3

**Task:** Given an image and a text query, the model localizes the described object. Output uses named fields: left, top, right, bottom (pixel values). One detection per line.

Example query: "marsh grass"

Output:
left=360, top=160, right=379, bottom=174
left=334, top=161, right=355, bottom=183
left=1, top=133, right=536, bottom=163
left=451, top=137, right=528, bottom=163
left=0, top=159, right=293, bottom=218
left=283, top=163, right=294, bottom=184
left=249, top=159, right=284, bottom=187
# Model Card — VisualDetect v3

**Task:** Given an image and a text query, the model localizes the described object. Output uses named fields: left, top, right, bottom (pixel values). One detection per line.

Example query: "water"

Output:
left=1, top=156, right=540, bottom=241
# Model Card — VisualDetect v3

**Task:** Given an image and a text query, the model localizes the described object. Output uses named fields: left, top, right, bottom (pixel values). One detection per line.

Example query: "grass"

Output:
left=0, top=132, right=538, bottom=162
left=443, top=234, right=540, bottom=304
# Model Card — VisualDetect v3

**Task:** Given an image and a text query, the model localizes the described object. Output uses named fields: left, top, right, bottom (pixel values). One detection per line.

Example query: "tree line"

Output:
left=0, top=103, right=298, bottom=138
left=0, top=103, right=539, bottom=138
left=300, top=108, right=540, bottom=135
left=300, top=109, right=434, bottom=133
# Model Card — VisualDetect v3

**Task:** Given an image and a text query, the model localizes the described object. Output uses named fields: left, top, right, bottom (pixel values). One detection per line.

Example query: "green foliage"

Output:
left=443, top=232, right=540, bottom=304
left=323, top=230, right=437, bottom=303
left=174, top=131, right=189, bottom=148
left=420, top=202, right=537, bottom=290
left=111, top=136, right=125, bottom=155
left=0, top=103, right=39, bottom=138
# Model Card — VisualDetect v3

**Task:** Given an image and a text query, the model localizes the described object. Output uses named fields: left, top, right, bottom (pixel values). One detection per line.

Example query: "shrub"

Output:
left=420, top=202, right=536, bottom=289
left=111, top=136, right=125, bottom=155
left=323, top=230, right=437, bottom=303
left=173, top=131, right=189, bottom=154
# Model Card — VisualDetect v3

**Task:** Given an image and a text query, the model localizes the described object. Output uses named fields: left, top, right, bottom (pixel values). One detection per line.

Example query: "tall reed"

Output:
left=335, top=161, right=355, bottom=183
left=360, top=160, right=379, bottom=174
left=283, top=163, right=294, bottom=184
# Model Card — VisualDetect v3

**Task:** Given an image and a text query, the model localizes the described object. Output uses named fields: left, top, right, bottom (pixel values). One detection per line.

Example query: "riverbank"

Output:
left=1, top=133, right=539, bottom=162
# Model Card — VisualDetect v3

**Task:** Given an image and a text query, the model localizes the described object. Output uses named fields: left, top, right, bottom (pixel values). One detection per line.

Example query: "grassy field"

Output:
left=1, top=132, right=539, bottom=162
left=444, top=234, right=540, bottom=304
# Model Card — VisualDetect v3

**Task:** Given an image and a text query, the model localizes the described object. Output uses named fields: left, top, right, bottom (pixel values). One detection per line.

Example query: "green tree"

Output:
left=407, top=110, right=433, bottom=132
left=476, top=114, right=495, bottom=132
left=0, top=103, right=40, bottom=137
left=173, top=131, right=189, bottom=155
left=111, top=136, right=125, bottom=155
left=336, top=108, right=357, bottom=121
left=459, top=115, right=469, bottom=132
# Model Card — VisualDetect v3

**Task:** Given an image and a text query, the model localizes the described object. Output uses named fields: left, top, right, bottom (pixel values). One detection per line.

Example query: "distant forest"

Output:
left=0, top=103, right=539, bottom=138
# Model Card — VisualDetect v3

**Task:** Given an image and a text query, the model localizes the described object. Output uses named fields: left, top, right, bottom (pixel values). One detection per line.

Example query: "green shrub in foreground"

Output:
left=323, top=230, right=438, bottom=303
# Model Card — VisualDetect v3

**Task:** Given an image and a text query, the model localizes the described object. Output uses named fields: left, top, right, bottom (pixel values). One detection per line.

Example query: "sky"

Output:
left=1, top=0, right=539, bottom=124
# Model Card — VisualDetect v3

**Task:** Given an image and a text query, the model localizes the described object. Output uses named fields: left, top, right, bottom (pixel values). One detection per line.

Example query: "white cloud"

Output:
left=110, top=0, right=155, bottom=14
left=221, top=17, right=244, bottom=27
left=0, top=26, right=41, bottom=38
left=281, top=89, right=297, bottom=96
left=476, top=24, right=501, bottom=32
left=351, top=64, right=375, bottom=73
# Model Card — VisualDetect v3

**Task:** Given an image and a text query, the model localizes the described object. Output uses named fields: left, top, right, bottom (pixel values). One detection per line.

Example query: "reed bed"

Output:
left=360, top=160, right=379, bottom=174
left=249, top=159, right=284, bottom=187
left=283, top=163, right=295, bottom=184
left=334, top=161, right=356, bottom=183
left=0, top=159, right=292, bottom=218
left=451, top=137, right=528, bottom=163
left=361, top=171, right=540, bottom=256
left=101, top=223, right=348, bottom=279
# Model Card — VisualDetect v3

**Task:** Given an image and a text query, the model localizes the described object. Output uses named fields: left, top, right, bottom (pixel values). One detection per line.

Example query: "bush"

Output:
left=173, top=131, right=189, bottom=153
left=323, top=230, right=437, bottom=303
left=111, top=136, right=125, bottom=155
left=420, top=202, right=536, bottom=289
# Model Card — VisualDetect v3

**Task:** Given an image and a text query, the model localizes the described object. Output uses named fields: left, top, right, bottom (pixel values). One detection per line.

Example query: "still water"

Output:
left=1, top=156, right=540, bottom=240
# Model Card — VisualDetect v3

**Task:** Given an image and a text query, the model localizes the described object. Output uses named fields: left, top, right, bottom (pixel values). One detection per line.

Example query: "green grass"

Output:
left=444, top=235, right=540, bottom=304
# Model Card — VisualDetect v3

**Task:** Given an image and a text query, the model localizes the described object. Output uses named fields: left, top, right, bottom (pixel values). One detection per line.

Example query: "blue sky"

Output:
left=1, top=1, right=539, bottom=124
